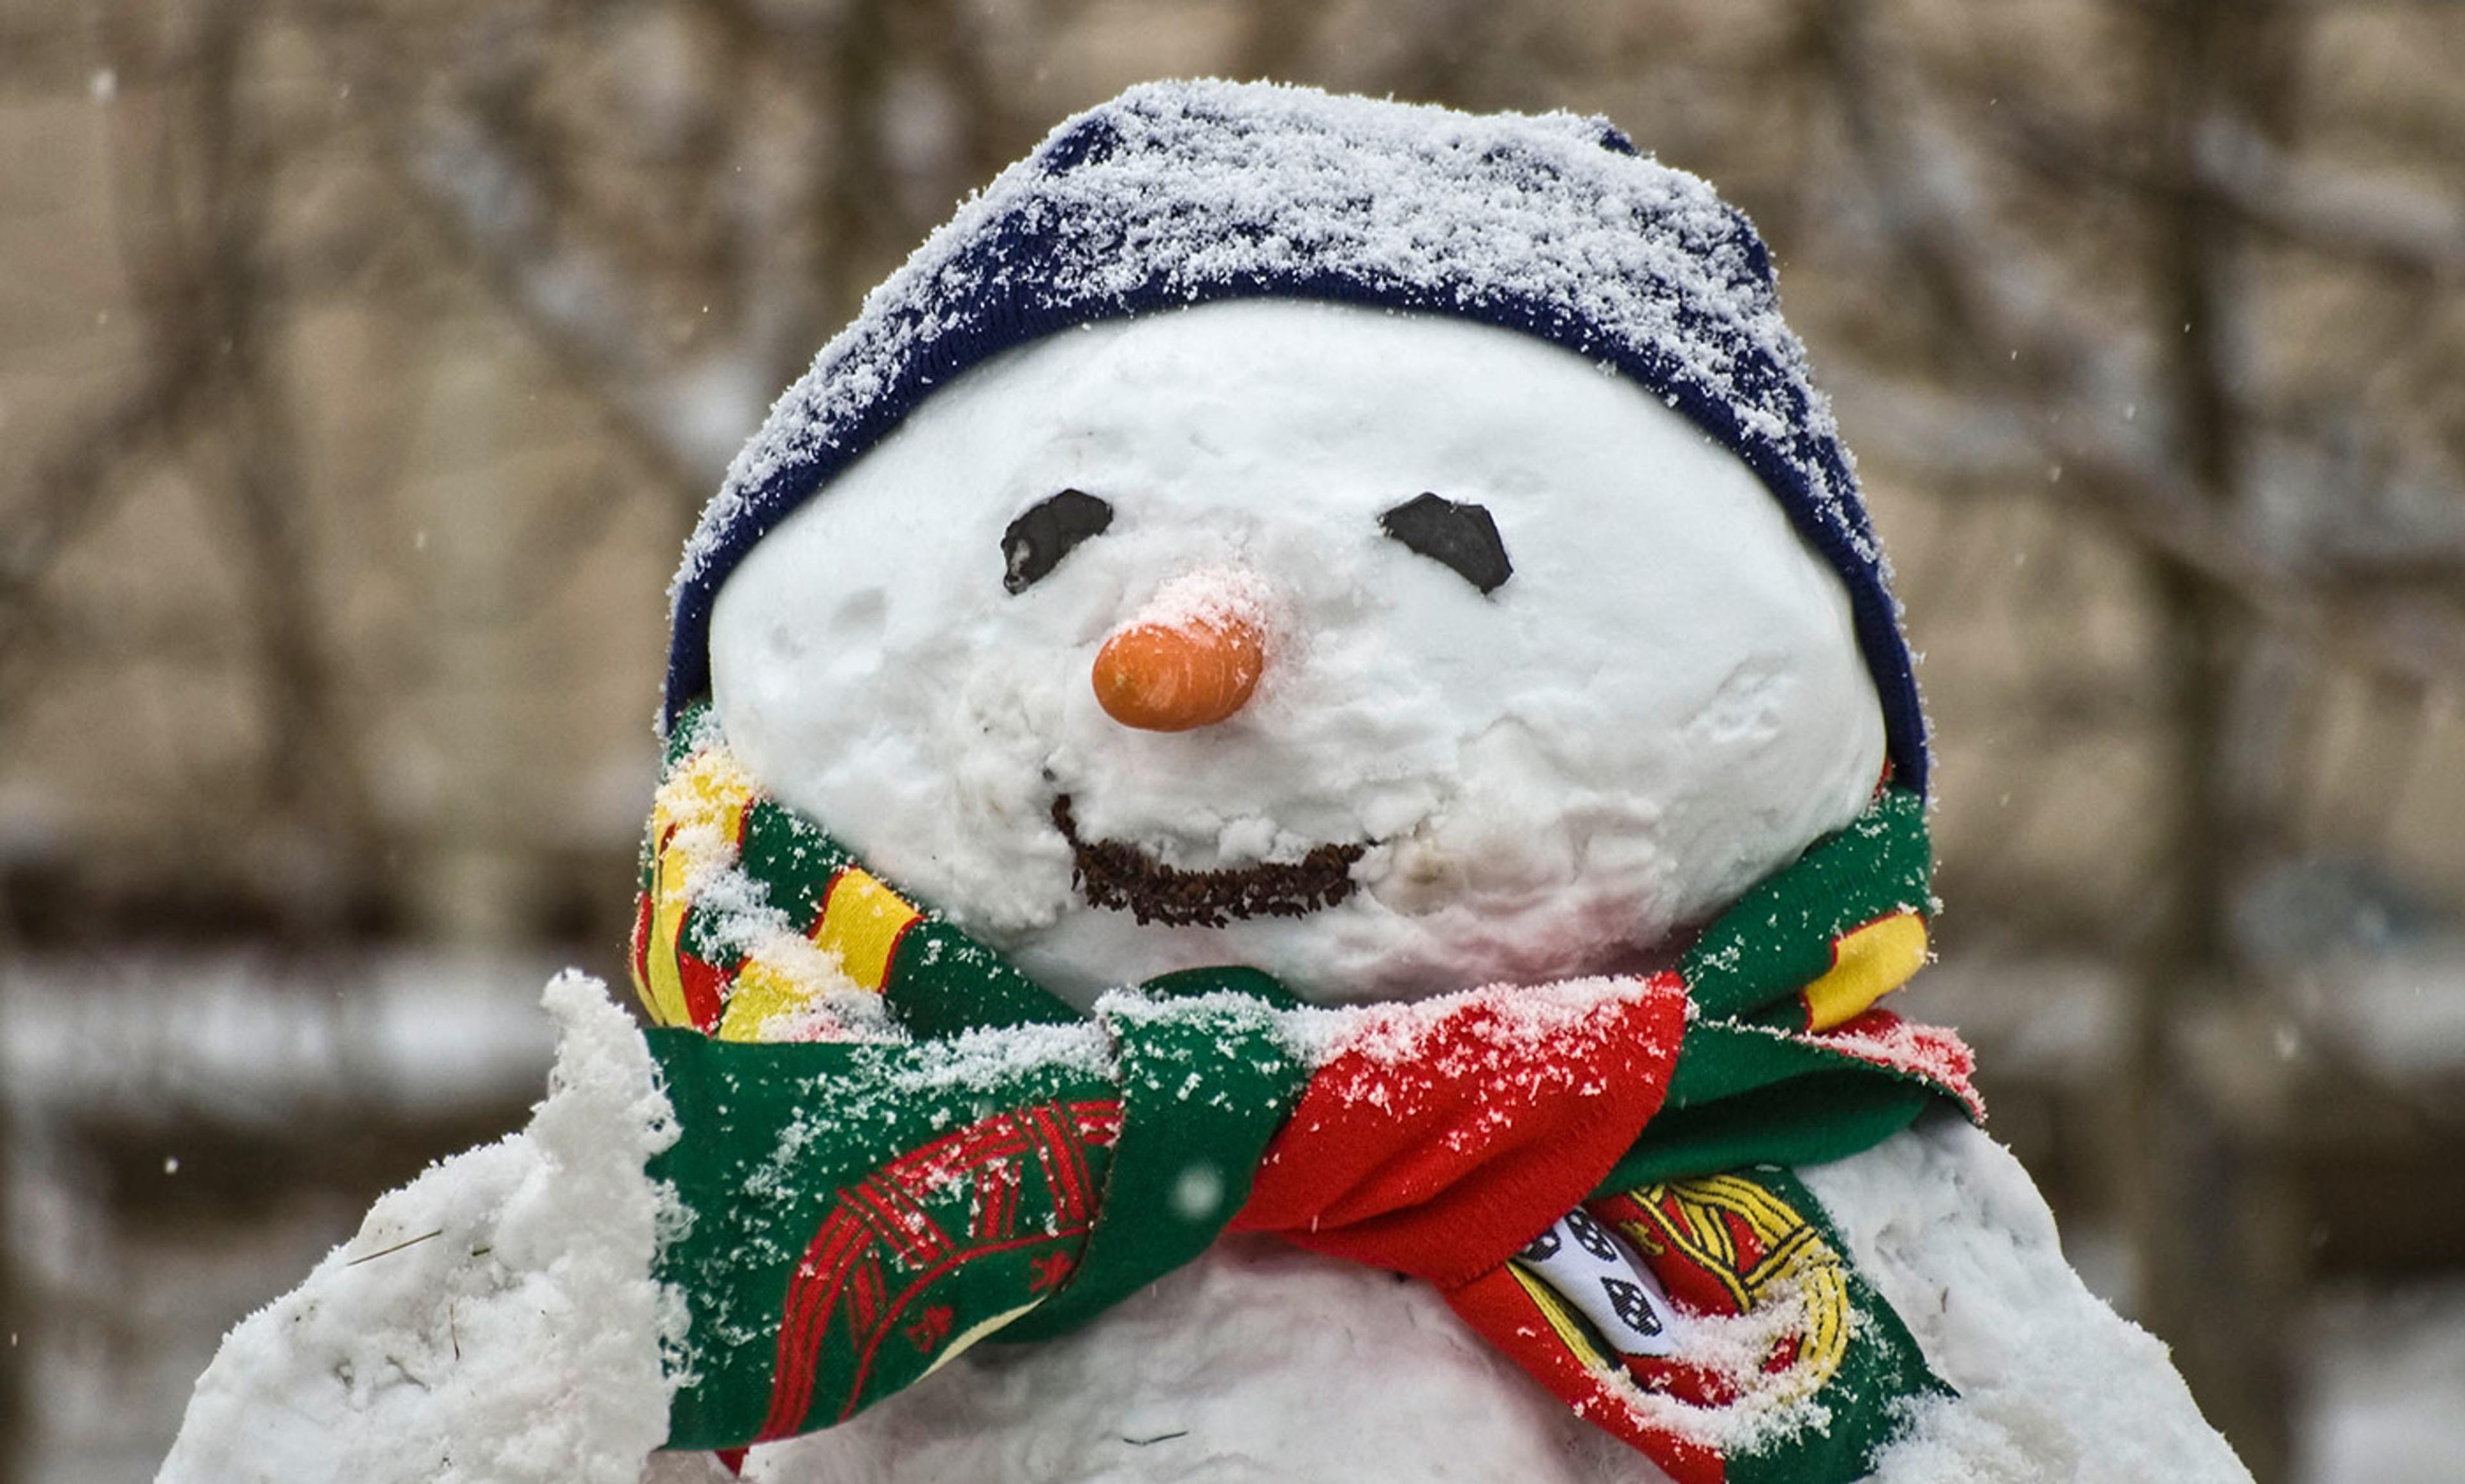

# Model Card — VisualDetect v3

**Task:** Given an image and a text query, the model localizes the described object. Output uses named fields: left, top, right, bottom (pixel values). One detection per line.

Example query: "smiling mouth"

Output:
left=1050, top=795, right=1367, bottom=929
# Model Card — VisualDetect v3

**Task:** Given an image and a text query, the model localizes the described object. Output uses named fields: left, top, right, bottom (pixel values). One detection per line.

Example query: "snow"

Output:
left=709, top=298, right=1886, bottom=1008
left=1790, top=1010, right=1985, bottom=1119
left=155, top=974, right=681, bottom=1484
left=1121, top=563, right=1275, bottom=637
left=1285, top=975, right=1659, bottom=1068
left=883, top=1019, right=1116, bottom=1097
left=1804, top=1111, right=2251, bottom=1484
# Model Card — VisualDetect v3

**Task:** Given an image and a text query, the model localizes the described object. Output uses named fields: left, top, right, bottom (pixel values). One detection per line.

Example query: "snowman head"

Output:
left=668, top=83, right=1926, bottom=1008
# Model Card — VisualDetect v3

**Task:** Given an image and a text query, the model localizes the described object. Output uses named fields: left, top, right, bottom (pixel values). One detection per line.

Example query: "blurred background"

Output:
left=2, top=0, right=2461, bottom=1479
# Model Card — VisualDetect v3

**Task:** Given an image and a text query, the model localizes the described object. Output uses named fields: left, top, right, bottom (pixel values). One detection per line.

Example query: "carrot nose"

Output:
left=1092, top=584, right=1267, bottom=732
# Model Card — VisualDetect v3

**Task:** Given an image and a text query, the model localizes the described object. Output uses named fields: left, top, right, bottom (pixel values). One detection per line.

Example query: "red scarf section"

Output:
left=1234, top=973, right=1691, bottom=1286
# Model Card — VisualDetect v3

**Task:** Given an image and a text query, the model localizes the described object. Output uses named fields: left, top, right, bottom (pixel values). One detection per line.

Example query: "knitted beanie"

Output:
left=664, top=79, right=1928, bottom=795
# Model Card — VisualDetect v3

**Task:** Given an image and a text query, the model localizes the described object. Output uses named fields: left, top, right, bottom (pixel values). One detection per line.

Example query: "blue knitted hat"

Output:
left=666, top=80, right=1928, bottom=794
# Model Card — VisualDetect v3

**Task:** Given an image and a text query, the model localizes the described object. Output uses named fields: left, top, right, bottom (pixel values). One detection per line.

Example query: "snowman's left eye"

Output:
left=1378, top=493, right=1512, bottom=594
left=1002, top=488, right=1114, bottom=594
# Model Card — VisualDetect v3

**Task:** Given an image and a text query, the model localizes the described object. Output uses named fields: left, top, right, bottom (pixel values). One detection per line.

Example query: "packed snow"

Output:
left=156, top=974, right=681, bottom=1484
left=1807, top=1112, right=2251, bottom=1483
left=709, top=300, right=1886, bottom=1008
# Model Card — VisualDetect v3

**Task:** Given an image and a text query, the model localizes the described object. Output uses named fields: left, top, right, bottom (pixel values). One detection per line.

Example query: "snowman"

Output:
left=161, top=83, right=2253, bottom=1484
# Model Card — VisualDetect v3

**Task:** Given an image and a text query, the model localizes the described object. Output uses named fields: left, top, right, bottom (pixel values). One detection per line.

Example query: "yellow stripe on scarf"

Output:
left=812, top=868, right=921, bottom=991
left=714, top=868, right=922, bottom=1041
left=637, top=742, right=761, bottom=1029
left=1800, top=910, right=1927, bottom=1032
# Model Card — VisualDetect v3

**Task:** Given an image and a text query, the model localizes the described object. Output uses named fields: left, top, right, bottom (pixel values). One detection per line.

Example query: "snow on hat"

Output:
left=665, top=78, right=1929, bottom=794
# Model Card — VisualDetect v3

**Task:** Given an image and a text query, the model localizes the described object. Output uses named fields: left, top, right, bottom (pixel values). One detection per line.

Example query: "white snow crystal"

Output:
left=156, top=974, right=681, bottom=1484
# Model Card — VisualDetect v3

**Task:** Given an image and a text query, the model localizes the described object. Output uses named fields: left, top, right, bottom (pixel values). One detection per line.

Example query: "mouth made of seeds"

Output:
left=1050, top=795, right=1368, bottom=929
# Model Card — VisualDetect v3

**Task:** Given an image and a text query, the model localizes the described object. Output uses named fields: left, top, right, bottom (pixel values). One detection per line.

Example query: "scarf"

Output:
left=634, top=708, right=1982, bottom=1484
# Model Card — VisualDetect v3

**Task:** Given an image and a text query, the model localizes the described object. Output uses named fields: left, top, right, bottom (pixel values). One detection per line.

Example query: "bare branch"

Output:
left=2197, top=119, right=2465, bottom=284
left=0, top=369, right=194, bottom=682
left=1838, top=369, right=2465, bottom=683
left=1984, top=99, right=2465, bottom=284
left=290, top=4, right=770, bottom=497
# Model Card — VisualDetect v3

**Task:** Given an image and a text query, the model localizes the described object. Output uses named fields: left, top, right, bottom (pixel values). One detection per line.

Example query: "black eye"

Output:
left=1001, top=488, right=1114, bottom=594
left=1378, top=493, right=1511, bottom=594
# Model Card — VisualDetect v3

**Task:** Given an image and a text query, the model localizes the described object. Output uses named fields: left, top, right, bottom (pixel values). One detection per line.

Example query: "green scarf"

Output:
left=634, top=707, right=1982, bottom=1483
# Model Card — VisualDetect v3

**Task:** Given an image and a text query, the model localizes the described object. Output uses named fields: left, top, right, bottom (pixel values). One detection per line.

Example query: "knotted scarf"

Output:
left=634, top=708, right=1984, bottom=1483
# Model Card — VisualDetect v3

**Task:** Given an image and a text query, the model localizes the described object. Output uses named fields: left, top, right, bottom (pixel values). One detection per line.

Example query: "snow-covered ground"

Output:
left=4, top=951, right=2459, bottom=1482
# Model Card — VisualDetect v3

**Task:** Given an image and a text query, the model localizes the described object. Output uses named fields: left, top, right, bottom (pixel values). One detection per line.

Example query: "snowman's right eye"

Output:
left=1001, top=488, right=1114, bottom=594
